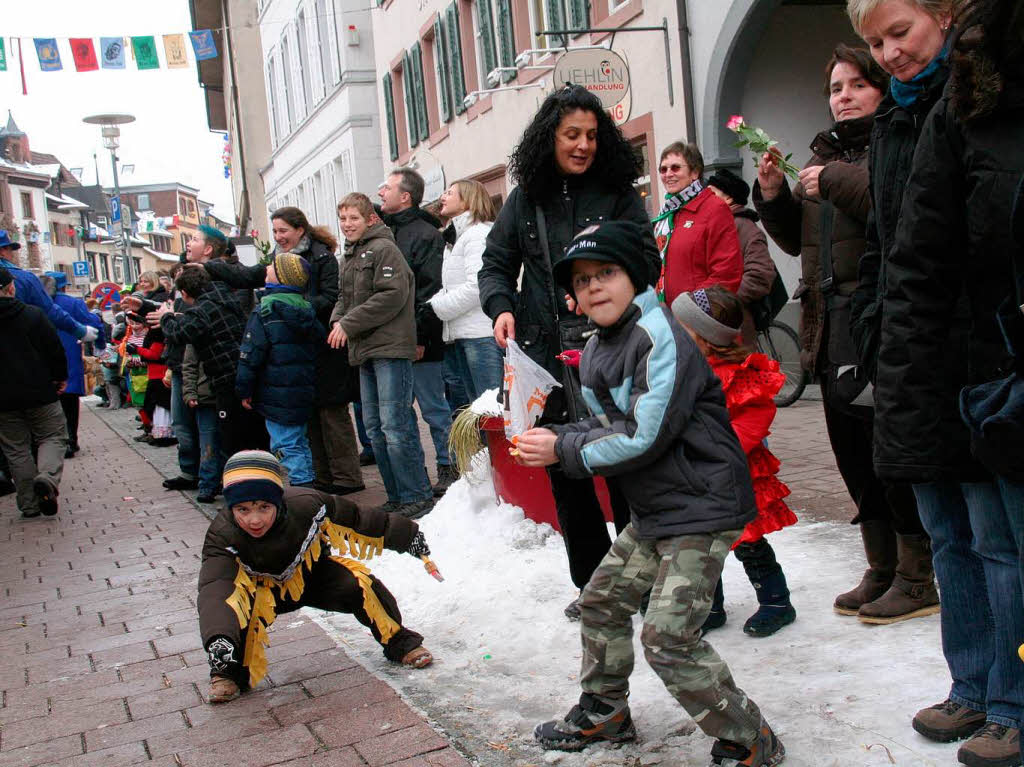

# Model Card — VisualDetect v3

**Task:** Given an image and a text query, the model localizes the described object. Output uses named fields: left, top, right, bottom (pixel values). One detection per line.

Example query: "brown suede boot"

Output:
left=858, top=534, right=940, bottom=624
left=834, top=519, right=896, bottom=615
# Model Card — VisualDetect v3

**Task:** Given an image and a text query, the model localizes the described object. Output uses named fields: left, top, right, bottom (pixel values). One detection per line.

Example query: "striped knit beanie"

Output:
left=222, top=450, right=285, bottom=510
left=272, top=253, right=310, bottom=289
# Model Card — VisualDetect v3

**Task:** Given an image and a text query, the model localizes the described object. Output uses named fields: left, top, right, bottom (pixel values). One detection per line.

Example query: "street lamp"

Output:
left=83, top=113, right=136, bottom=285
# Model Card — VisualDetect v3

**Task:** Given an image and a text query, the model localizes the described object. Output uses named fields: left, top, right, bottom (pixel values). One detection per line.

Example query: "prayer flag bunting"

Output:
left=33, top=38, right=62, bottom=71
left=100, top=37, right=125, bottom=69
left=0, top=39, right=7, bottom=72
left=188, top=30, right=217, bottom=61
left=69, top=38, right=98, bottom=72
left=162, top=34, right=188, bottom=68
left=131, top=36, right=159, bottom=70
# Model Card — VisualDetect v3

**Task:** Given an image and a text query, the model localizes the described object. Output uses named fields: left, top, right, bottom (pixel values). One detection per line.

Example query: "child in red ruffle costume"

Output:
left=671, top=284, right=797, bottom=637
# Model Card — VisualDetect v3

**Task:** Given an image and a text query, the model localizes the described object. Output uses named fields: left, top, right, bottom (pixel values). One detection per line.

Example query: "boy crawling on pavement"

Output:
left=197, top=450, right=432, bottom=703
left=515, top=221, right=785, bottom=766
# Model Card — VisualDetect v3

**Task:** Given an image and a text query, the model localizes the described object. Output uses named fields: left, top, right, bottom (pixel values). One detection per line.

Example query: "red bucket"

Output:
left=480, top=416, right=614, bottom=532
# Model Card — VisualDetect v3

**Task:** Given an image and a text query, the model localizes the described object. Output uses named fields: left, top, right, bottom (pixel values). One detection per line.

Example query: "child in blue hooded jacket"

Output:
left=236, top=254, right=326, bottom=486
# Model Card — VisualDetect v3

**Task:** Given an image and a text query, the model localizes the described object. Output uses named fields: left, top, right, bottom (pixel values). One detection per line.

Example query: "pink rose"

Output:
left=726, top=115, right=745, bottom=131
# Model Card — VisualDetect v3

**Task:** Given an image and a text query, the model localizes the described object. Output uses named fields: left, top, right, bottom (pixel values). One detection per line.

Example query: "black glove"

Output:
left=124, top=343, right=138, bottom=354
left=205, top=636, right=241, bottom=675
left=408, top=531, right=431, bottom=557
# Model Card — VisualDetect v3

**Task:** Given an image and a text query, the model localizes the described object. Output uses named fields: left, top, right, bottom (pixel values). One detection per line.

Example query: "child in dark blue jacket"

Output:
left=236, top=254, right=326, bottom=486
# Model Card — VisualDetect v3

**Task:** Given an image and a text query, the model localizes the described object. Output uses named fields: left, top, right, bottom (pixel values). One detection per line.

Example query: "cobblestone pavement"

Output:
left=0, top=402, right=470, bottom=767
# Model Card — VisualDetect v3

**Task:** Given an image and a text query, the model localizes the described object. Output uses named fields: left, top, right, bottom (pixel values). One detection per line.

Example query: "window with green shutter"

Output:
left=495, top=0, right=516, bottom=82
left=546, top=0, right=566, bottom=46
left=411, top=42, right=430, bottom=142
left=382, top=73, right=399, bottom=161
left=403, top=51, right=420, bottom=148
left=477, top=0, right=498, bottom=85
left=446, top=1, right=468, bottom=114
left=568, top=0, right=589, bottom=30
left=435, top=14, right=454, bottom=122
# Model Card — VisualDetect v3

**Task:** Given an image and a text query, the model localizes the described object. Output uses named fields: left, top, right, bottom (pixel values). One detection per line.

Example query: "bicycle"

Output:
left=756, top=319, right=808, bottom=407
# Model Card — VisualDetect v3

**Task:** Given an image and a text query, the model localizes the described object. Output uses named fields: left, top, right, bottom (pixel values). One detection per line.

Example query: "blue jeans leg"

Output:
left=963, top=481, right=1024, bottom=728
left=362, top=359, right=430, bottom=504
left=412, top=361, right=452, bottom=465
left=997, top=477, right=1024, bottom=597
left=443, top=346, right=470, bottom=412
left=265, top=419, right=315, bottom=486
left=195, top=406, right=223, bottom=495
left=913, top=482, right=993, bottom=714
left=171, top=372, right=199, bottom=479
left=353, top=401, right=372, bottom=451
left=456, top=337, right=505, bottom=402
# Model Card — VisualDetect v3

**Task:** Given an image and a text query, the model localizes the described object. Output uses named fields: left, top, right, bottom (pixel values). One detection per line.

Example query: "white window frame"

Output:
left=279, top=32, right=296, bottom=131
left=265, top=52, right=280, bottom=148
left=137, top=193, right=150, bottom=211
left=608, top=0, right=630, bottom=12
left=295, top=9, right=315, bottom=112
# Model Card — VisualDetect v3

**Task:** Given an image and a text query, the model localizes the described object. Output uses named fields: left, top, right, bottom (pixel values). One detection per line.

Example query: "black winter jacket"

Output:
left=160, top=281, right=247, bottom=395
left=0, top=297, right=68, bottom=411
left=873, top=79, right=1024, bottom=481
left=236, top=290, right=327, bottom=425
left=478, top=177, right=660, bottom=383
left=553, top=289, right=756, bottom=539
left=385, top=207, right=446, bottom=363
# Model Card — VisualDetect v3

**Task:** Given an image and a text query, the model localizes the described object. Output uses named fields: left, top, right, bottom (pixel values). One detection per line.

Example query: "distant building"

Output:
left=111, top=182, right=204, bottom=255
left=0, top=113, right=54, bottom=272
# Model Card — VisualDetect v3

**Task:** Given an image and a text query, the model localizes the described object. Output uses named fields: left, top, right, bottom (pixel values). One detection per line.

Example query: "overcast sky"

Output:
left=2, top=0, right=236, bottom=220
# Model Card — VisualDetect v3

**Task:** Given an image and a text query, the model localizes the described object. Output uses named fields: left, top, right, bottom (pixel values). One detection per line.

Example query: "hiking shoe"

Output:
left=711, top=717, right=785, bottom=766
left=207, top=676, right=240, bottom=704
left=395, top=498, right=435, bottom=520
left=196, top=492, right=218, bottom=504
left=912, top=699, right=986, bottom=742
left=564, top=595, right=582, bottom=622
left=534, top=693, right=636, bottom=751
left=957, top=723, right=1020, bottom=767
left=432, top=464, right=458, bottom=497
left=163, top=475, right=199, bottom=490
left=33, top=477, right=59, bottom=516
left=133, top=434, right=153, bottom=444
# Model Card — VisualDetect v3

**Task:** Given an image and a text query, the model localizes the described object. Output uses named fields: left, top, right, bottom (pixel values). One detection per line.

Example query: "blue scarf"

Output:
left=890, top=38, right=951, bottom=108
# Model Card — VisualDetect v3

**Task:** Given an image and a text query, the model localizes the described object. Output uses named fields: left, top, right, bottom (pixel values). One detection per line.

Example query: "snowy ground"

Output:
left=308, top=463, right=961, bottom=767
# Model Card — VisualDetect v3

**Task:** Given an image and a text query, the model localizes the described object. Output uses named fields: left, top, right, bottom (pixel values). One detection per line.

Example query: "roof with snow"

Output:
left=0, top=111, right=25, bottom=138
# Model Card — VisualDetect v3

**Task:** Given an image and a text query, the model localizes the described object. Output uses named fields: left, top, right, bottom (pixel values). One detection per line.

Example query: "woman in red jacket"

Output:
left=653, top=143, right=743, bottom=305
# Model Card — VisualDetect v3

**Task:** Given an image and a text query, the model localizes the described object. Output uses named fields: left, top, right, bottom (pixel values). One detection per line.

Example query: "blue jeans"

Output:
left=446, top=337, right=504, bottom=403
left=997, top=477, right=1024, bottom=597
left=353, top=402, right=372, bottom=451
left=914, top=481, right=1024, bottom=728
left=443, top=351, right=470, bottom=413
left=194, top=405, right=223, bottom=495
left=171, top=372, right=200, bottom=479
left=361, top=359, right=431, bottom=503
left=265, top=419, right=314, bottom=486
left=412, top=360, right=452, bottom=466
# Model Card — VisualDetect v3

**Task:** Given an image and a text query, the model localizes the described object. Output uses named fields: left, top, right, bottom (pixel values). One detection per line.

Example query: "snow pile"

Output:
left=312, top=472, right=956, bottom=767
left=469, top=387, right=503, bottom=417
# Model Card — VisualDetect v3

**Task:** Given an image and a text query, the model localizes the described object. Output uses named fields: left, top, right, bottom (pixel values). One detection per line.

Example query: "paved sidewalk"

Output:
left=0, top=405, right=470, bottom=767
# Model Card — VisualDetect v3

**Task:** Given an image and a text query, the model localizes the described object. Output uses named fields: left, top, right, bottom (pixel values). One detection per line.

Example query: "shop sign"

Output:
left=553, top=48, right=632, bottom=126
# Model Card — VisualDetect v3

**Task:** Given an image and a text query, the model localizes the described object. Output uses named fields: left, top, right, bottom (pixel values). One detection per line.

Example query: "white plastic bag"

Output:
left=502, top=339, right=561, bottom=440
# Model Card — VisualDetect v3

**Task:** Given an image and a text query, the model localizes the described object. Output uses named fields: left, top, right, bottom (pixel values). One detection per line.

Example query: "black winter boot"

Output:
left=701, top=578, right=726, bottom=634
left=735, top=540, right=796, bottom=637
left=534, top=693, right=636, bottom=751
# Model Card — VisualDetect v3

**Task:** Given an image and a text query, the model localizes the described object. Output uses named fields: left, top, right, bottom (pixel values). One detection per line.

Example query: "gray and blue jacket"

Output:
left=553, top=287, right=756, bottom=540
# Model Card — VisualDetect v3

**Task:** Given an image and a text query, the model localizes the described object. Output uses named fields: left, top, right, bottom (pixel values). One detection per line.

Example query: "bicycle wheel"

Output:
left=757, top=321, right=807, bottom=407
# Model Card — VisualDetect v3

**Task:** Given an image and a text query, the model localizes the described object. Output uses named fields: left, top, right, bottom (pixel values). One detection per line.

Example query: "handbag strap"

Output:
left=534, top=205, right=563, bottom=333
left=818, top=200, right=837, bottom=303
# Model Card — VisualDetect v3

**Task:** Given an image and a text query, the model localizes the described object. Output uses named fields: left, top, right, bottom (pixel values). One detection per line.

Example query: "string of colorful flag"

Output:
left=0, top=31, right=218, bottom=76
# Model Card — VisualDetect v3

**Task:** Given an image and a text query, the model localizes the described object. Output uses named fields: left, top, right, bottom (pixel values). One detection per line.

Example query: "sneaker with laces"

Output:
left=710, top=717, right=785, bottom=766
left=913, top=699, right=987, bottom=742
left=957, top=723, right=1020, bottom=767
left=534, top=693, right=636, bottom=751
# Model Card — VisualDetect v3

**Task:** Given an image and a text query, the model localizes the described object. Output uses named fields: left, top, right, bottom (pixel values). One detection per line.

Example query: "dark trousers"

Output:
left=214, top=389, right=268, bottom=460
left=59, top=393, right=80, bottom=449
left=548, top=466, right=632, bottom=589
left=308, top=404, right=363, bottom=487
left=820, top=392, right=924, bottom=535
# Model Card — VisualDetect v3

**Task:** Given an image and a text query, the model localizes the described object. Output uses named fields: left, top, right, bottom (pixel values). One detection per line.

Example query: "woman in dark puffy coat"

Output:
left=478, top=84, right=660, bottom=619
left=869, top=0, right=1024, bottom=759
left=755, top=43, right=938, bottom=626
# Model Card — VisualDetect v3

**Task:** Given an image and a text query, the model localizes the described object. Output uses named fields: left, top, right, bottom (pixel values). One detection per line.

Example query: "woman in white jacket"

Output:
left=428, top=180, right=503, bottom=402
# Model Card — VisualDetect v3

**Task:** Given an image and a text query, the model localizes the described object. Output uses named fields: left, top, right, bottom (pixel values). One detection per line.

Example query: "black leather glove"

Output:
left=124, top=343, right=138, bottom=354
left=205, top=636, right=241, bottom=675
left=408, top=531, right=431, bottom=557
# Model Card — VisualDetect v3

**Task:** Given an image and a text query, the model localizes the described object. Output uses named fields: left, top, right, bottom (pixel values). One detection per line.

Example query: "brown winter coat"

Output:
left=753, top=116, right=873, bottom=374
left=180, top=344, right=215, bottom=406
left=731, top=206, right=776, bottom=345
left=197, top=486, right=418, bottom=649
left=330, top=223, right=417, bottom=366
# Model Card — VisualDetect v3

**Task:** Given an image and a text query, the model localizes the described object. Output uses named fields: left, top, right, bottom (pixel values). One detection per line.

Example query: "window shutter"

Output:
left=403, top=51, right=420, bottom=148
left=411, top=42, right=429, bottom=142
left=545, top=0, right=566, bottom=46
left=307, top=6, right=325, bottom=102
left=568, top=0, right=589, bottom=30
left=477, top=0, right=498, bottom=84
left=288, top=25, right=307, bottom=122
left=446, top=1, right=468, bottom=114
left=495, top=0, right=516, bottom=82
left=435, top=14, right=453, bottom=122
left=383, top=73, right=399, bottom=161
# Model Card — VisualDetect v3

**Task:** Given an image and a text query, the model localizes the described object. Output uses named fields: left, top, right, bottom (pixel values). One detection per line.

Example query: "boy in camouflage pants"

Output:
left=515, top=222, right=785, bottom=766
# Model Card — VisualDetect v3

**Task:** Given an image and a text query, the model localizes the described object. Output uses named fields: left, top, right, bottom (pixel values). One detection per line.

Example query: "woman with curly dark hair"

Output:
left=479, top=84, right=660, bottom=620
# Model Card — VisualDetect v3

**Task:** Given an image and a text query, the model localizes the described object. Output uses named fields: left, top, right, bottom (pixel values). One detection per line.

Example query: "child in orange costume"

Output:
left=672, top=284, right=797, bottom=637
